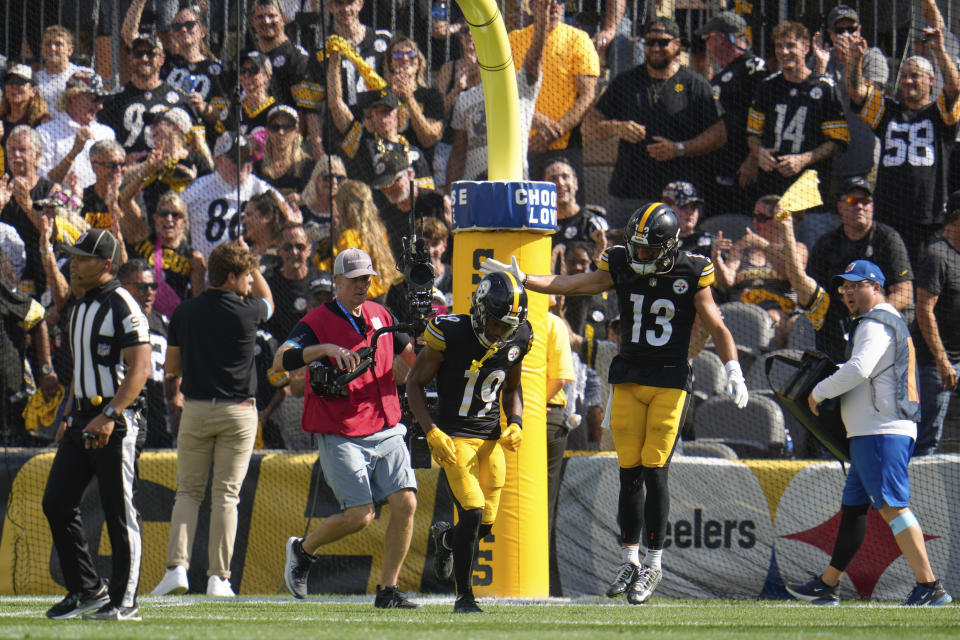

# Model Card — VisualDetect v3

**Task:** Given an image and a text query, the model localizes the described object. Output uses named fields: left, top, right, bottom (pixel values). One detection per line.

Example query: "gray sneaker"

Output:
left=903, top=580, right=953, bottom=606
left=284, top=536, right=315, bottom=599
left=82, top=604, right=141, bottom=621
left=605, top=563, right=639, bottom=598
left=627, top=566, right=662, bottom=605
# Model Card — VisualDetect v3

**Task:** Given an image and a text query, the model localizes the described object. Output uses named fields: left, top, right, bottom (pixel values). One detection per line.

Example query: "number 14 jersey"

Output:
left=599, top=246, right=714, bottom=390
left=423, top=314, right=533, bottom=439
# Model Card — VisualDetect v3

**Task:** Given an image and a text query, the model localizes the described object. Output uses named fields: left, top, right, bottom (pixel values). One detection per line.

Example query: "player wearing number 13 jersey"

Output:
left=480, top=202, right=748, bottom=606
left=407, top=272, right=532, bottom=613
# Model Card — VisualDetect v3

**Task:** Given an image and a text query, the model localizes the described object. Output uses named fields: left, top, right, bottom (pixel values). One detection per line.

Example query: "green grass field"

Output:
left=1, top=596, right=958, bottom=639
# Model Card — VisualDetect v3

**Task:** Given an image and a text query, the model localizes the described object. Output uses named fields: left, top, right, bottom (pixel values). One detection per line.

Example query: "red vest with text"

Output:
left=300, top=301, right=401, bottom=436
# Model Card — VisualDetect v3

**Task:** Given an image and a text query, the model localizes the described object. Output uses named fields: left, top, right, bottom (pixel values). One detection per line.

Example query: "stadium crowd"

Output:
left=0, top=0, right=955, bottom=618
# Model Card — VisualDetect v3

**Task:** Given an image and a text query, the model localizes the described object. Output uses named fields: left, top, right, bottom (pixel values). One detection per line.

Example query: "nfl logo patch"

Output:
left=97, top=344, right=111, bottom=357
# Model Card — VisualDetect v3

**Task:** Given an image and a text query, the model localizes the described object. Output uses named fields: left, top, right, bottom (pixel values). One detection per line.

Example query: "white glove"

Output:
left=479, top=255, right=525, bottom=284
left=723, top=361, right=749, bottom=409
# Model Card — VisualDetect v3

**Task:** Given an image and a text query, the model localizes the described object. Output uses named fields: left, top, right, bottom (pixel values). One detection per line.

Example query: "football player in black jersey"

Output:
left=746, top=22, right=849, bottom=203
left=482, top=203, right=748, bottom=605
left=407, top=272, right=533, bottom=614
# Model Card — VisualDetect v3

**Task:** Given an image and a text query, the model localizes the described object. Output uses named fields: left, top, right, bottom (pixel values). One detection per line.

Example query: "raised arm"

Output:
left=121, top=0, right=148, bottom=49
left=325, top=50, right=353, bottom=135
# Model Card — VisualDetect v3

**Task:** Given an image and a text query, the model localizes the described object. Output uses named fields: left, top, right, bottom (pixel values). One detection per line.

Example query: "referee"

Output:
left=41, top=229, right=151, bottom=622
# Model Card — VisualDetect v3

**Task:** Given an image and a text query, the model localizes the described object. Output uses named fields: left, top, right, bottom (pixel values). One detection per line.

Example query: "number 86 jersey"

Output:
left=423, top=314, right=533, bottom=439
left=599, top=246, right=714, bottom=390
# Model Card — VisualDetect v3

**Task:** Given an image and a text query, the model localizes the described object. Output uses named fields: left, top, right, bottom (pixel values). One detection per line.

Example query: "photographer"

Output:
left=277, top=248, right=420, bottom=609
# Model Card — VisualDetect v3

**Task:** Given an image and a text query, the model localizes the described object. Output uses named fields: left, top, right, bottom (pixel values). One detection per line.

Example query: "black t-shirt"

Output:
left=335, top=119, right=432, bottom=189
left=81, top=186, right=113, bottom=230
left=400, top=86, right=444, bottom=161
left=168, top=288, right=270, bottom=399
left=0, top=178, right=54, bottom=298
left=596, top=65, right=722, bottom=199
left=161, top=55, right=229, bottom=111
left=807, top=222, right=913, bottom=361
left=679, top=229, right=714, bottom=257
left=253, top=157, right=314, bottom=197
left=553, top=208, right=609, bottom=247
left=708, top=51, right=767, bottom=181
left=128, top=235, right=196, bottom=300
left=380, top=188, right=447, bottom=262
left=240, top=40, right=309, bottom=111
left=265, top=265, right=321, bottom=343
left=913, top=237, right=960, bottom=363
left=100, top=82, right=201, bottom=154
left=747, top=71, right=848, bottom=202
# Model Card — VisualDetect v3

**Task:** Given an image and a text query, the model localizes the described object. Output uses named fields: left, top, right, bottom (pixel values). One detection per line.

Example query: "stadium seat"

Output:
left=692, top=394, right=788, bottom=458
left=691, top=350, right=726, bottom=401
left=745, top=348, right=804, bottom=391
left=699, top=214, right=753, bottom=243
left=678, top=440, right=738, bottom=459
left=787, top=314, right=817, bottom=351
left=718, top=301, right=776, bottom=369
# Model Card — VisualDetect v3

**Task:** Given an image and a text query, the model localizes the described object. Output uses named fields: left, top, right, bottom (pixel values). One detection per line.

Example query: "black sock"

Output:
left=453, top=508, right=483, bottom=596
left=828, top=504, right=869, bottom=572
left=921, top=580, right=938, bottom=588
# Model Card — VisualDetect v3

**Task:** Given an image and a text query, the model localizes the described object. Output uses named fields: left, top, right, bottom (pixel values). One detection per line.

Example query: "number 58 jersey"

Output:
left=423, top=314, right=534, bottom=439
left=599, top=246, right=715, bottom=390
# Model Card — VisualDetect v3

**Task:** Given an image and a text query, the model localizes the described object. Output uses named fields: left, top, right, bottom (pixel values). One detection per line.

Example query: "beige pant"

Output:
left=165, top=398, right=257, bottom=578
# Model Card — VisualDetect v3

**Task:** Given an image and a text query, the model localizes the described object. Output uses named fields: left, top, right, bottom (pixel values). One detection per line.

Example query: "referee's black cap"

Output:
left=63, top=229, right=120, bottom=262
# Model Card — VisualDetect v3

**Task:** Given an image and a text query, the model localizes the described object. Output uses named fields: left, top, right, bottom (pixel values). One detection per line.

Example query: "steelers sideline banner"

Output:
left=556, top=453, right=960, bottom=601
left=3, top=449, right=960, bottom=598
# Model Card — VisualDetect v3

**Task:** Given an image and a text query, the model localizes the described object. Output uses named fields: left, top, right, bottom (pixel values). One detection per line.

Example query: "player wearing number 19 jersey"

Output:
left=479, top=203, right=748, bottom=606
left=407, top=272, right=532, bottom=613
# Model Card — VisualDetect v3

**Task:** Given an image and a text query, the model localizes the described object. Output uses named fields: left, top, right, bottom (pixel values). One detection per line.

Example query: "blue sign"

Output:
left=451, top=181, right=558, bottom=233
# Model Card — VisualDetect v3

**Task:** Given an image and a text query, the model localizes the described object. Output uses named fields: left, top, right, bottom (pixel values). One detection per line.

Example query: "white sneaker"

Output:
left=207, top=575, right=235, bottom=597
left=151, top=566, right=189, bottom=595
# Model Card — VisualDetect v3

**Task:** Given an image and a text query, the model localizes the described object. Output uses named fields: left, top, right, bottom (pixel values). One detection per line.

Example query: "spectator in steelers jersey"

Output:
left=120, top=107, right=214, bottom=224
left=661, top=181, right=712, bottom=258
left=37, top=70, right=116, bottom=191
left=126, top=191, right=206, bottom=305
left=214, top=51, right=282, bottom=160
left=384, top=36, right=444, bottom=163
left=180, top=133, right=279, bottom=262
left=697, top=11, right=767, bottom=215
left=583, top=18, right=727, bottom=230
left=122, top=1, right=229, bottom=127
left=846, top=28, right=959, bottom=264
left=80, top=140, right=129, bottom=232
left=481, top=202, right=748, bottom=606
left=254, top=106, right=315, bottom=199
left=548, top=157, right=607, bottom=253
left=407, top=271, right=533, bottom=613
left=100, top=34, right=202, bottom=158
left=746, top=21, right=849, bottom=207
left=243, top=0, right=308, bottom=114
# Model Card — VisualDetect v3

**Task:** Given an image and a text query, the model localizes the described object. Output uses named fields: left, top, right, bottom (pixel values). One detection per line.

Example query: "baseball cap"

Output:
left=839, top=175, right=873, bottom=197
left=309, top=272, right=334, bottom=294
left=4, top=63, right=36, bottom=84
left=65, top=69, right=109, bottom=97
left=696, top=11, right=746, bottom=37
left=214, top=132, right=253, bottom=159
left=371, top=146, right=411, bottom=188
left=267, top=104, right=299, bottom=125
left=145, top=106, right=193, bottom=135
left=662, top=181, right=704, bottom=207
left=63, top=229, right=120, bottom=262
left=827, top=4, right=859, bottom=27
left=643, top=18, right=681, bottom=38
left=834, top=259, right=885, bottom=287
left=334, top=248, right=378, bottom=278
left=242, top=50, right=272, bottom=75
left=358, top=87, right=400, bottom=111
left=132, top=33, right=164, bottom=54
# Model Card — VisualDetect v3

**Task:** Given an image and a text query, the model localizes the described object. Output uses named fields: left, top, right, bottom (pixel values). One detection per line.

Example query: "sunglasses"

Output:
left=322, top=173, right=346, bottom=182
left=837, top=280, right=873, bottom=294
left=752, top=214, right=774, bottom=222
left=281, top=242, right=309, bottom=252
left=5, top=77, right=30, bottom=86
left=155, top=210, right=184, bottom=219
left=841, top=195, right=872, bottom=206
left=127, top=282, right=159, bottom=292
left=833, top=25, right=858, bottom=35
left=133, top=49, right=159, bottom=60
left=239, top=66, right=260, bottom=76
left=268, top=123, right=296, bottom=132
left=644, top=37, right=675, bottom=48
left=391, top=50, right=418, bottom=61
left=94, top=160, right=125, bottom=170
left=172, top=20, right=198, bottom=31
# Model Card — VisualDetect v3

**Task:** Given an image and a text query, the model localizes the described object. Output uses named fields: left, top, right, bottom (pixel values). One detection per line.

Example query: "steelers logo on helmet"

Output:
left=624, top=202, right=681, bottom=275
left=470, top=271, right=528, bottom=347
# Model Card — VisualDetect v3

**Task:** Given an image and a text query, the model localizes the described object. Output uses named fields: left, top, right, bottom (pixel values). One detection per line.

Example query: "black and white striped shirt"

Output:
left=69, top=279, right=150, bottom=403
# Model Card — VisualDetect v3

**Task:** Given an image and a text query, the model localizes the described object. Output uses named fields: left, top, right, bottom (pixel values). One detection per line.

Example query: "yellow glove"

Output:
left=499, top=424, right=523, bottom=452
left=426, top=428, right=457, bottom=466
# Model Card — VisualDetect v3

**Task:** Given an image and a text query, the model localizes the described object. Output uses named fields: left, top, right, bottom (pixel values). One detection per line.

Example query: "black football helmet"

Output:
left=624, top=202, right=680, bottom=275
left=471, top=271, right=528, bottom=347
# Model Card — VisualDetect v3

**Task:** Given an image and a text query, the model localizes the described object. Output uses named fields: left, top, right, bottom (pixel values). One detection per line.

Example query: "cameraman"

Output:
left=276, top=248, right=420, bottom=609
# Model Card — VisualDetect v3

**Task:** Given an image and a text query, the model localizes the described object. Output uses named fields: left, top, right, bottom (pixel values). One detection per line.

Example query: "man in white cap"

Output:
left=274, top=247, right=420, bottom=609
